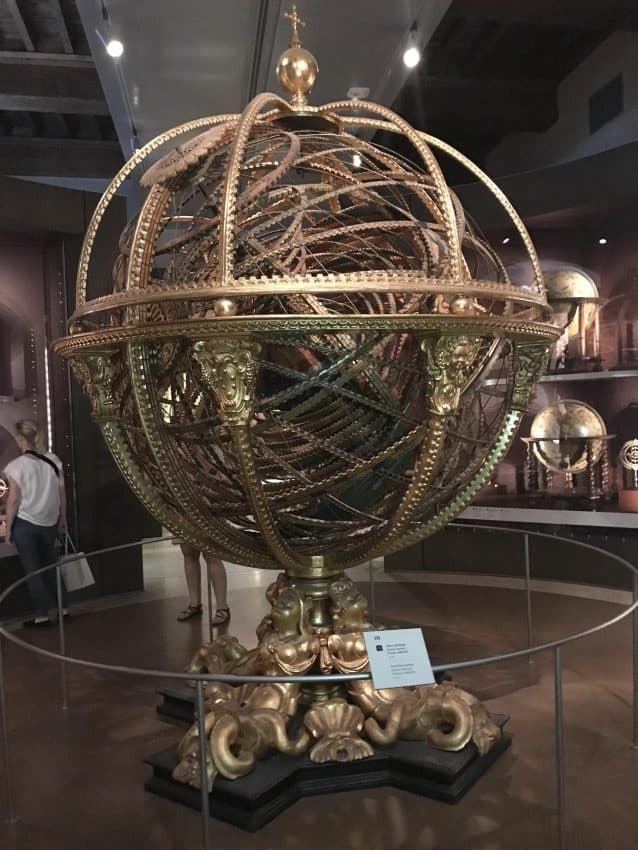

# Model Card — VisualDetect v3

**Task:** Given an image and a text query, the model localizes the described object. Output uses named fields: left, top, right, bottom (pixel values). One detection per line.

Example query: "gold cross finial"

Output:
left=284, top=4, right=305, bottom=47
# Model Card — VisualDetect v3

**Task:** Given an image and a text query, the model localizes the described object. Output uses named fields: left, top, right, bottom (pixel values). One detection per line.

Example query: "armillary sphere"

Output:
left=54, top=4, right=559, bottom=786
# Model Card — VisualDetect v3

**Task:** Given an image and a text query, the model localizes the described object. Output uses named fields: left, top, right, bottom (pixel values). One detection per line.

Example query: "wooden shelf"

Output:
left=540, top=369, right=638, bottom=383
left=461, top=504, right=638, bottom=529
left=484, top=368, right=638, bottom=387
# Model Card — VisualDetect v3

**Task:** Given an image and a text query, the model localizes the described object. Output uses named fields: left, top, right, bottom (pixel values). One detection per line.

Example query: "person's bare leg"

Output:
left=178, top=543, right=203, bottom=620
left=205, top=555, right=229, bottom=622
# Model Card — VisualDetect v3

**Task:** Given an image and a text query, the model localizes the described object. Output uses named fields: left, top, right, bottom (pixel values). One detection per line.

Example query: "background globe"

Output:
left=530, top=399, right=606, bottom=474
left=544, top=267, right=598, bottom=340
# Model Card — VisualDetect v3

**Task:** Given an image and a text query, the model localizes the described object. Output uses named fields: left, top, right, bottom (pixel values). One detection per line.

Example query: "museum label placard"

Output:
left=363, top=628, right=435, bottom=690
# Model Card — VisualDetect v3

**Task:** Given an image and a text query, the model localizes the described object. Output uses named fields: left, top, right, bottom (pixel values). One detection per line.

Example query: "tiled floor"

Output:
left=0, top=539, right=636, bottom=849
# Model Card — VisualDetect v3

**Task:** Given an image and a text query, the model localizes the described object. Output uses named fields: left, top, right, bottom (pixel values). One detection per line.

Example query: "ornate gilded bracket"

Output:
left=193, top=339, right=261, bottom=426
left=511, top=342, right=550, bottom=411
left=421, top=334, right=484, bottom=416
left=69, top=350, right=120, bottom=420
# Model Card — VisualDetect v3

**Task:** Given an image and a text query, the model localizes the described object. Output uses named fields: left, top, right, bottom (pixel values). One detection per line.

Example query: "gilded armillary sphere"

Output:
left=55, top=17, right=558, bottom=577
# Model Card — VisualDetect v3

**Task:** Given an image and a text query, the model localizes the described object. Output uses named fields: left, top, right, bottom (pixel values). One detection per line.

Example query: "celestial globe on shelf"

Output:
left=544, top=266, right=601, bottom=371
left=529, top=399, right=606, bottom=474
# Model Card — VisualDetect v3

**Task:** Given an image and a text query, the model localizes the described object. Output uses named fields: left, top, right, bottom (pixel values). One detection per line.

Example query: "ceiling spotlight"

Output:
left=403, top=23, right=421, bottom=69
left=352, top=153, right=362, bottom=168
left=598, top=237, right=608, bottom=245
left=502, top=237, right=510, bottom=245
left=403, top=45, right=421, bottom=69
left=106, top=38, right=124, bottom=58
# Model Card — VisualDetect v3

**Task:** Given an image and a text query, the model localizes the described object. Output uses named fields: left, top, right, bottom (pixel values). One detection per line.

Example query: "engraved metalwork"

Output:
left=304, top=698, right=373, bottom=763
left=620, top=439, right=638, bottom=472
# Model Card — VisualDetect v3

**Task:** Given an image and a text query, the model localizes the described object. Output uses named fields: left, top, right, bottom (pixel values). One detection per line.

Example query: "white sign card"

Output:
left=363, top=628, right=436, bottom=690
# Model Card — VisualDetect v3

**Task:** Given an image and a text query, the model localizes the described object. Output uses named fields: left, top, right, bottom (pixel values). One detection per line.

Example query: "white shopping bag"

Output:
left=58, top=535, right=95, bottom=592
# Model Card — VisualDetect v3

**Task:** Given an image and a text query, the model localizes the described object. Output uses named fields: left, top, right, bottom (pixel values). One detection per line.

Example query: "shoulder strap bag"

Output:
left=24, top=450, right=59, bottom=477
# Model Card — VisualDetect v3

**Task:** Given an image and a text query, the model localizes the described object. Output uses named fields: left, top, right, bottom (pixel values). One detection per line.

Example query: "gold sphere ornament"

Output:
left=55, top=7, right=558, bottom=577
left=276, top=4, right=318, bottom=108
left=276, top=46, right=318, bottom=107
left=213, top=298, right=238, bottom=317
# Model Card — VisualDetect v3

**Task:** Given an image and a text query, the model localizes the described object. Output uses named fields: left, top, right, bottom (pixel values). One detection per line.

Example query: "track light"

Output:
left=403, top=24, right=421, bottom=69
left=106, top=38, right=124, bottom=58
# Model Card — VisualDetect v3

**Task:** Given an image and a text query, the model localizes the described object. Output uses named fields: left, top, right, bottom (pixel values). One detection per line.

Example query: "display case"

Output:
left=468, top=199, right=638, bottom=525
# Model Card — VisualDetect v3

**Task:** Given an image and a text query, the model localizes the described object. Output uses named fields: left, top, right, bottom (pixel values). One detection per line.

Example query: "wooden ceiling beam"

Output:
left=403, top=75, right=555, bottom=97
left=5, top=0, right=35, bottom=51
left=400, top=75, right=557, bottom=131
left=0, top=51, right=93, bottom=68
left=400, top=88, right=556, bottom=136
left=49, top=0, right=74, bottom=54
left=0, top=56, right=108, bottom=114
left=0, top=94, right=109, bottom=114
left=451, top=0, right=638, bottom=30
left=0, top=137, right=123, bottom=177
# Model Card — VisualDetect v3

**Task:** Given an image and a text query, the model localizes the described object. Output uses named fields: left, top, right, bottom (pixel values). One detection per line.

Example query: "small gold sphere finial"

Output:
left=277, top=3, right=318, bottom=109
left=214, top=297, right=238, bottom=317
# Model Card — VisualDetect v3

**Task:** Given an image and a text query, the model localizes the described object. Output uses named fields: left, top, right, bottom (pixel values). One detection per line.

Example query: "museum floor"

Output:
left=0, top=539, right=636, bottom=850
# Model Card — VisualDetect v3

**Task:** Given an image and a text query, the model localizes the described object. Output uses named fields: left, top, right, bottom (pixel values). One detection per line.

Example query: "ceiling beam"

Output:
left=49, top=0, right=74, bottom=54
left=0, top=56, right=108, bottom=114
left=5, top=0, right=35, bottom=51
left=400, top=76, right=557, bottom=131
left=0, top=137, right=123, bottom=177
left=404, top=75, right=555, bottom=97
left=0, top=51, right=93, bottom=68
left=0, top=94, right=109, bottom=114
left=451, top=0, right=638, bottom=30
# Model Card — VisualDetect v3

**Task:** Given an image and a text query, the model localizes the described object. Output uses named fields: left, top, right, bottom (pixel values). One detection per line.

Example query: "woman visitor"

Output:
left=3, top=420, right=68, bottom=627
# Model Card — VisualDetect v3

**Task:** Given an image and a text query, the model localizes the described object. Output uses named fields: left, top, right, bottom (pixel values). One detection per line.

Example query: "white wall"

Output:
left=486, top=32, right=638, bottom=176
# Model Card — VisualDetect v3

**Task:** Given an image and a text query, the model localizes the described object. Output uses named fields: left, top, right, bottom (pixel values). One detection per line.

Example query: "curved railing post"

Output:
left=0, top=637, right=17, bottom=824
left=633, top=573, right=638, bottom=750
left=554, top=645, right=566, bottom=850
left=56, top=563, right=68, bottom=711
left=368, top=559, right=376, bottom=624
left=196, top=680, right=212, bottom=850
left=524, top=533, right=533, bottom=661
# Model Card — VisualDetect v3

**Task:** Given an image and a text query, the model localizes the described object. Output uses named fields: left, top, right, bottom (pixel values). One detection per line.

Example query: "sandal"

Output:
left=177, top=604, right=203, bottom=622
left=211, top=607, right=230, bottom=626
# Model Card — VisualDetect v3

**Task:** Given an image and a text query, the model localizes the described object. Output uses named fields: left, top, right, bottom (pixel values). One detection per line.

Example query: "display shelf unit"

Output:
left=539, top=369, right=638, bottom=383
left=461, top=504, right=638, bottom=529
left=484, top=368, right=638, bottom=387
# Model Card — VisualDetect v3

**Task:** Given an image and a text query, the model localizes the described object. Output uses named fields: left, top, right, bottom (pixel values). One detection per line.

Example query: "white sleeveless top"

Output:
left=3, top=452, right=62, bottom=527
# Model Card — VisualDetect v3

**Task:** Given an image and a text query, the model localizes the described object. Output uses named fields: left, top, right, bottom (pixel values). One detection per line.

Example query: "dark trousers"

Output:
left=12, top=517, right=67, bottom=618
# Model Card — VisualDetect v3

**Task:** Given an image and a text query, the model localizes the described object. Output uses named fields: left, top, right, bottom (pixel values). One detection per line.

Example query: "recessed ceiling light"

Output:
left=502, top=237, right=510, bottom=245
left=598, top=237, right=607, bottom=245
left=403, top=45, right=421, bottom=69
left=106, top=39, right=124, bottom=58
left=352, top=153, right=362, bottom=168
left=347, top=87, right=370, bottom=101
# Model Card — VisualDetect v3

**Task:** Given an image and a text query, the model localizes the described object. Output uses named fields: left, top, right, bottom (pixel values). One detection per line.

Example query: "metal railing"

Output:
left=0, top=525, right=636, bottom=850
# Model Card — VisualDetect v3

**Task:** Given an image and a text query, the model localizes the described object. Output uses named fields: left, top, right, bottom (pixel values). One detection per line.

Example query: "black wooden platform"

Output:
left=145, top=715, right=510, bottom=831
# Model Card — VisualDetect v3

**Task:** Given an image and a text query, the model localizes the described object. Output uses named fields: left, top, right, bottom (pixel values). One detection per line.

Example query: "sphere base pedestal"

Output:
left=144, top=715, right=509, bottom=831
